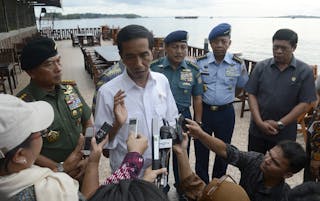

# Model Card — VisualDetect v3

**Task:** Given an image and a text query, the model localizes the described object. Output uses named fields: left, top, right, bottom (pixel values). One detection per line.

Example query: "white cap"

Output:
left=0, top=94, right=54, bottom=158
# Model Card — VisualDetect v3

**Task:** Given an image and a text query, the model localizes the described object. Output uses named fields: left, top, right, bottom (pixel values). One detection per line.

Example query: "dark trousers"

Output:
left=195, top=104, right=235, bottom=184
left=248, top=134, right=277, bottom=154
left=172, top=106, right=191, bottom=190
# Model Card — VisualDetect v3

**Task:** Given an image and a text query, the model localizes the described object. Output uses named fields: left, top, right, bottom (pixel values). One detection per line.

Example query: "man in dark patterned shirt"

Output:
left=178, top=119, right=307, bottom=201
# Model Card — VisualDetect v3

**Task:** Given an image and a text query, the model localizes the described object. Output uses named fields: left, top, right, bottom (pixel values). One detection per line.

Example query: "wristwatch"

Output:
left=56, top=162, right=64, bottom=172
left=277, top=121, right=285, bottom=130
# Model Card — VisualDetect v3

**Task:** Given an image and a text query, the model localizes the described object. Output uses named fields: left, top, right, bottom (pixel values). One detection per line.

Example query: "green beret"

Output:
left=21, top=37, right=58, bottom=70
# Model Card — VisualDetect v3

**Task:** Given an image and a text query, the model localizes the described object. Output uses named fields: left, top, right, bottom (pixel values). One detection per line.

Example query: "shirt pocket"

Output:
left=154, top=92, right=168, bottom=118
left=201, top=73, right=213, bottom=84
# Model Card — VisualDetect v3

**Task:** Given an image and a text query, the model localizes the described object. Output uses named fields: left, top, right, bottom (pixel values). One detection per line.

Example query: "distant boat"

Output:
left=175, top=16, right=198, bottom=19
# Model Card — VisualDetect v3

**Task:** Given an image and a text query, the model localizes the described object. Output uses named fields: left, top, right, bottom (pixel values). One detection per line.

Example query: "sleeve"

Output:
left=192, top=70, right=203, bottom=96
left=244, top=62, right=263, bottom=95
left=298, top=66, right=317, bottom=103
left=164, top=78, right=179, bottom=126
left=236, top=62, right=249, bottom=88
left=179, top=173, right=206, bottom=201
left=103, top=152, right=144, bottom=184
left=225, top=144, right=260, bottom=171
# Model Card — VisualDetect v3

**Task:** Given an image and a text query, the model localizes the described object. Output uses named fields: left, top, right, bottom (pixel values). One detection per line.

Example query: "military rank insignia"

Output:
left=46, top=130, right=60, bottom=143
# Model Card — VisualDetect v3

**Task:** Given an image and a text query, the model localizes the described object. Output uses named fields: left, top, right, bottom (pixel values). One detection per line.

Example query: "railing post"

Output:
left=204, top=38, right=209, bottom=52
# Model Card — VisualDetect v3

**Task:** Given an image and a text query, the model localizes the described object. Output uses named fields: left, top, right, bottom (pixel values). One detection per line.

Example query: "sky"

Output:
left=40, top=0, right=320, bottom=17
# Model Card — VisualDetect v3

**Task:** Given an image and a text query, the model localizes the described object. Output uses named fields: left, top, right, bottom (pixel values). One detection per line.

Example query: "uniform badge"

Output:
left=180, top=71, right=193, bottom=82
left=203, top=84, right=208, bottom=92
left=72, top=110, right=78, bottom=117
left=291, top=77, right=296, bottom=82
left=46, top=130, right=60, bottom=143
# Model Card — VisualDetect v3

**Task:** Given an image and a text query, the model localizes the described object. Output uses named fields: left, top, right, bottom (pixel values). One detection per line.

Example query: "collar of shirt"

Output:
left=207, top=52, right=233, bottom=65
left=163, top=56, right=188, bottom=70
left=271, top=55, right=297, bottom=69
left=121, top=69, right=156, bottom=92
left=29, top=80, right=63, bottom=99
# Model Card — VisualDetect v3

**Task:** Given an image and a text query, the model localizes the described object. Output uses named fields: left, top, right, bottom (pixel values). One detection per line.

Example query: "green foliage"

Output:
left=43, top=13, right=141, bottom=20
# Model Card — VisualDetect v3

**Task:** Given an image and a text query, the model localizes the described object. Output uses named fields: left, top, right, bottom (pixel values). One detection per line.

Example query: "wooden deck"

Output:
left=9, top=40, right=305, bottom=200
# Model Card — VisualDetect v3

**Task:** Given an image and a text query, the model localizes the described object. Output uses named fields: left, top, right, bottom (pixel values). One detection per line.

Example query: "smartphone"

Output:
left=83, top=126, right=94, bottom=156
left=95, top=122, right=113, bottom=144
left=129, top=118, right=138, bottom=138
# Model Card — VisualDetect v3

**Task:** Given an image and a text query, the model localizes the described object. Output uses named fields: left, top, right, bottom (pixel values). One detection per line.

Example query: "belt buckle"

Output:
left=210, top=106, right=218, bottom=111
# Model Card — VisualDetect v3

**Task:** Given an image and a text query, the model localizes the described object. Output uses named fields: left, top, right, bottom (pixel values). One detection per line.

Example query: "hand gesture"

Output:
left=113, top=90, right=127, bottom=127
left=259, top=120, right=278, bottom=135
left=88, top=134, right=109, bottom=163
left=63, top=134, right=84, bottom=173
left=173, top=132, right=189, bottom=155
left=185, top=119, right=203, bottom=139
left=143, top=166, right=167, bottom=183
left=126, top=133, right=148, bottom=155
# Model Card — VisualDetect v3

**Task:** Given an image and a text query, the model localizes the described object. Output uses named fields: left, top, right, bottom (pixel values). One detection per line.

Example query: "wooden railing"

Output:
left=40, top=27, right=102, bottom=40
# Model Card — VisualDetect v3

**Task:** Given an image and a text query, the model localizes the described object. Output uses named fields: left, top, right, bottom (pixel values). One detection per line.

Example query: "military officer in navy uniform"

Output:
left=151, top=30, right=203, bottom=194
left=16, top=37, right=93, bottom=181
left=195, top=23, right=249, bottom=184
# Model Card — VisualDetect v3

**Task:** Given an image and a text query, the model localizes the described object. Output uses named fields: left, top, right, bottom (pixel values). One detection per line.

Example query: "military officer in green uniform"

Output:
left=16, top=37, right=92, bottom=180
left=150, top=30, right=203, bottom=196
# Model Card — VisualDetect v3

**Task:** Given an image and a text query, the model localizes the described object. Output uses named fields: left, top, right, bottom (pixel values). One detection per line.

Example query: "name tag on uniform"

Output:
left=225, top=67, right=240, bottom=77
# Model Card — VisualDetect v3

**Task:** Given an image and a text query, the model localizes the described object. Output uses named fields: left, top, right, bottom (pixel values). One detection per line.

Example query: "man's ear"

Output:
left=283, top=171, right=293, bottom=179
left=12, top=148, right=28, bottom=164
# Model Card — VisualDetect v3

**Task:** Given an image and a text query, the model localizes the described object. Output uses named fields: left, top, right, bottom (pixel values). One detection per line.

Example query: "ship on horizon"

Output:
left=175, top=16, right=198, bottom=19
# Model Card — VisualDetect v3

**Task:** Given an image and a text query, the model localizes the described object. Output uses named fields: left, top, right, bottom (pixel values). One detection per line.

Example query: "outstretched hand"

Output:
left=185, top=119, right=204, bottom=139
left=126, top=132, right=148, bottom=155
left=143, top=166, right=167, bottom=183
left=113, top=90, right=127, bottom=128
left=173, top=132, right=189, bottom=155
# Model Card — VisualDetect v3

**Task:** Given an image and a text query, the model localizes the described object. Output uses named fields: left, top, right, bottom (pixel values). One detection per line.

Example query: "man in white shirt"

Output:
left=95, top=25, right=178, bottom=177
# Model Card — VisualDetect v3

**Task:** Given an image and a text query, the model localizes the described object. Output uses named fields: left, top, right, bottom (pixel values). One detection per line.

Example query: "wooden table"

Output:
left=94, top=46, right=120, bottom=62
left=0, top=63, right=15, bottom=94
left=76, top=33, right=94, bottom=46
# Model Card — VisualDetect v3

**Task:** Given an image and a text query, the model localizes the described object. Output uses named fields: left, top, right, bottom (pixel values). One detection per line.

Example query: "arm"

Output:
left=248, top=94, right=278, bottom=135
left=104, top=133, right=148, bottom=184
left=192, top=95, right=203, bottom=123
left=280, top=102, right=310, bottom=126
left=186, top=119, right=227, bottom=159
left=81, top=136, right=109, bottom=199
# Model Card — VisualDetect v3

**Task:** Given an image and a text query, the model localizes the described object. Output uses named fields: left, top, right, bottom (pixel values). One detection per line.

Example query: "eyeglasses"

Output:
left=272, top=45, right=291, bottom=52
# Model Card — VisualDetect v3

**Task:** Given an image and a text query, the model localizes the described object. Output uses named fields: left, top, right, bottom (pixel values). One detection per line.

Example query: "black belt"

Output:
left=203, top=102, right=233, bottom=112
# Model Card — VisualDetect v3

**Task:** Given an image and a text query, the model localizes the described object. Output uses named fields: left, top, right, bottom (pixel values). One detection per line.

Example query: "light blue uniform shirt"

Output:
left=197, top=52, right=248, bottom=105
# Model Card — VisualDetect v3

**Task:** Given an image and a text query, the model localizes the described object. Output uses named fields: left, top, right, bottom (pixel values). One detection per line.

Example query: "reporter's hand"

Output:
left=173, top=132, right=189, bottom=155
left=74, top=158, right=88, bottom=180
left=63, top=134, right=84, bottom=173
left=185, top=119, right=204, bottom=139
left=143, top=166, right=167, bottom=183
left=88, top=134, right=109, bottom=163
left=126, top=133, right=148, bottom=155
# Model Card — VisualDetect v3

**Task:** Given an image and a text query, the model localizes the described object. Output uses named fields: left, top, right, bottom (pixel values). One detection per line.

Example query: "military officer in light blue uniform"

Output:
left=195, top=23, right=249, bottom=184
left=151, top=30, right=203, bottom=195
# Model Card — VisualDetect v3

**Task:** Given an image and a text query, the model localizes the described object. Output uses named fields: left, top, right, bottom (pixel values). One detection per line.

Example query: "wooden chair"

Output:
left=236, top=59, right=257, bottom=118
left=0, top=73, right=6, bottom=94
left=297, top=65, right=318, bottom=142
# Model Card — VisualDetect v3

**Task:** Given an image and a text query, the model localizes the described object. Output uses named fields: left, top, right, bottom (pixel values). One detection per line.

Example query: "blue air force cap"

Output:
left=21, top=37, right=58, bottom=70
left=208, top=23, right=231, bottom=41
left=164, top=30, right=188, bottom=44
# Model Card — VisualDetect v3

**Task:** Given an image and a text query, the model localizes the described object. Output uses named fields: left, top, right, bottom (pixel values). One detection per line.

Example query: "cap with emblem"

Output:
left=21, top=37, right=58, bottom=70
left=208, top=23, right=231, bottom=41
left=164, top=30, right=188, bottom=44
left=0, top=94, right=54, bottom=159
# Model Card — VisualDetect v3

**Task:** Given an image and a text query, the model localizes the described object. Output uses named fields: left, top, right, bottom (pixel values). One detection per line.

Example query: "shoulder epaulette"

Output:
left=196, top=54, right=207, bottom=61
left=18, top=93, right=35, bottom=102
left=186, top=60, right=200, bottom=70
left=232, top=55, right=243, bottom=64
left=61, top=80, right=77, bottom=86
left=150, top=58, right=161, bottom=65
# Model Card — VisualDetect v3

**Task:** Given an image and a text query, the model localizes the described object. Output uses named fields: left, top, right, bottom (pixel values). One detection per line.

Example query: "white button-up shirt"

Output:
left=95, top=70, right=178, bottom=176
